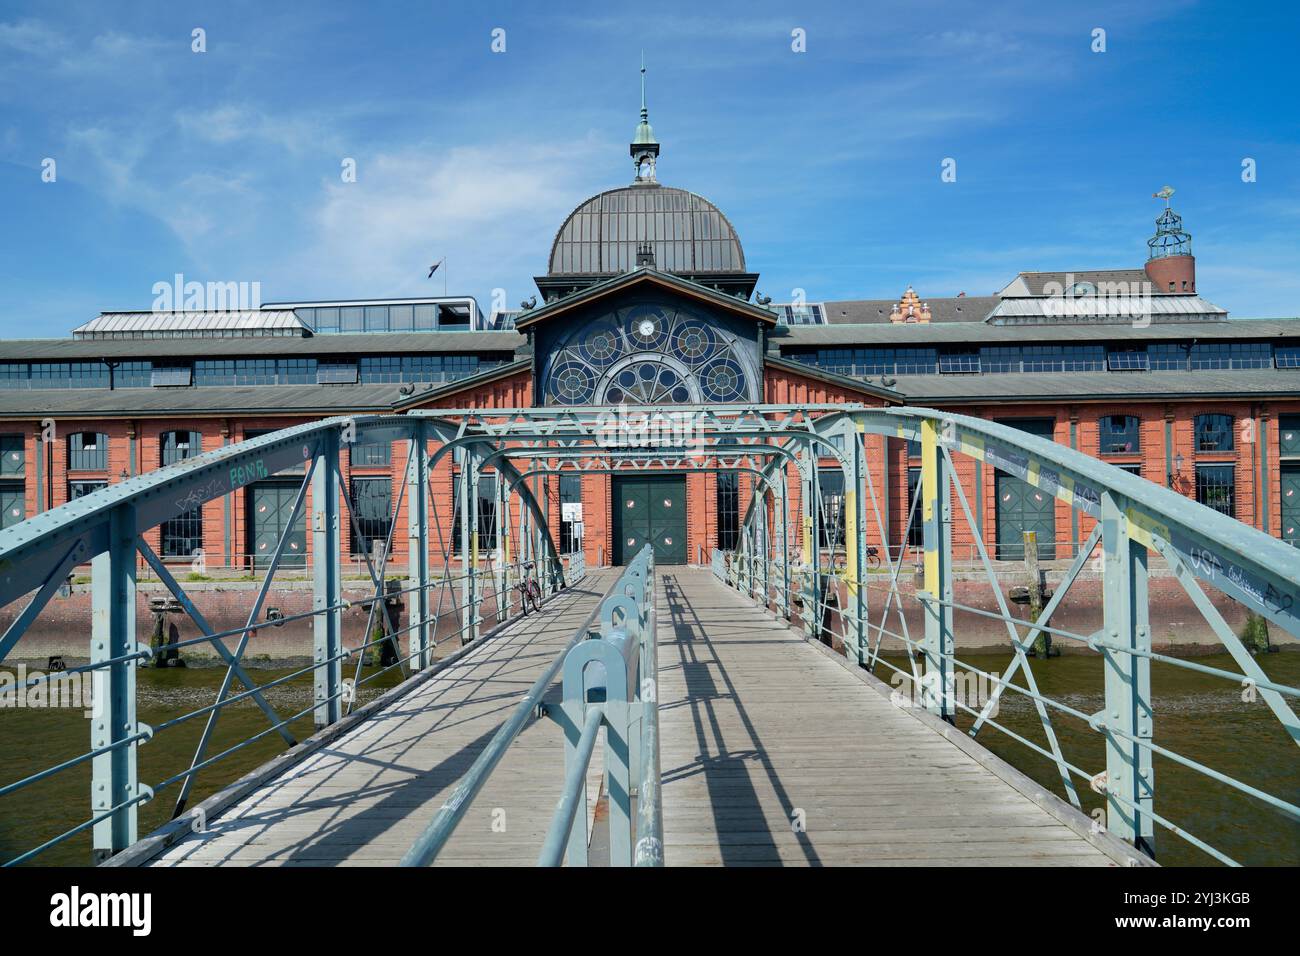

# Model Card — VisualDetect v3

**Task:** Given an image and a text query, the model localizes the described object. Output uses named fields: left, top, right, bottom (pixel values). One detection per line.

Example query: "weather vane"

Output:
left=1152, top=185, right=1175, bottom=208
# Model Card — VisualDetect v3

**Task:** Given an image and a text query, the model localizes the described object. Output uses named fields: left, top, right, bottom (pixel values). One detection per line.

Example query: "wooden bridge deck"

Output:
left=655, top=570, right=1129, bottom=866
left=131, top=566, right=1137, bottom=868
left=143, top=570, right=617, bottom=867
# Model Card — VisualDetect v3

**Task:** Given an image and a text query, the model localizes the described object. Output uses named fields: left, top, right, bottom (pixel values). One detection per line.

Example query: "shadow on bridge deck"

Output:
left=131, top=570, right=617, bottom=867
left=655, top=569, right=1140, bottom=867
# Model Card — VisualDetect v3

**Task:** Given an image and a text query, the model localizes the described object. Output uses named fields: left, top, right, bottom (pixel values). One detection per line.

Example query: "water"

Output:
left=875, top=650, right=1300, bottom=867
left=0, top=658, right=405, bottom=866
left=2, top=650, right=1296, bottom=867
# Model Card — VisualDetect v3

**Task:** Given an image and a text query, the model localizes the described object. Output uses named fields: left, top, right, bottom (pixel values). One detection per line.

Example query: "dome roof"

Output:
left=547, top=183, right=746, bottom=276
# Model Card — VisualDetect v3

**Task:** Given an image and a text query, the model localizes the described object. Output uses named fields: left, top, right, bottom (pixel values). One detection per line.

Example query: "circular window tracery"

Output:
left=547, top=358, right=596, bottom=404
left=671, top=320, right=716, bottom=365
left=545, top=301, right=756, bottom=406
left=602, top=359, right=692, bottom=404
left=577, top=325, right=624, bottom=366
left=698, top=356, right=747, bottom=403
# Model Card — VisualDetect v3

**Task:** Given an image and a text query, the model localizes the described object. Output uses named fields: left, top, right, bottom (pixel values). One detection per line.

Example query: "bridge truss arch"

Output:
left=0, top=402, right=1295, bottom=867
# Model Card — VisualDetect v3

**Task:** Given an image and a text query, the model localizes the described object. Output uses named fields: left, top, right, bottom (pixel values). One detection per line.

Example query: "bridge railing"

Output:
left=400, top=545, right=661, bottom=867
left=539, top=544, right=660, bottom=866
left=726, top=406, right=1300, bottom=867
left=0, top=414, right=577, bottom=866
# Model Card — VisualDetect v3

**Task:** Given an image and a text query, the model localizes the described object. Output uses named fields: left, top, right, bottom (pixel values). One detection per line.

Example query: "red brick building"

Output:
left=2, top=125, right=1298, bottom=572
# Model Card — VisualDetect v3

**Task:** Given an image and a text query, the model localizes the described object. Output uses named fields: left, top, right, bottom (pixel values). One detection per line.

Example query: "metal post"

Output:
left=779, top=466, right=790, bottom=619
left=846, top=425, right=868, bottom=666
left=461, top=450, right=480, bottom=643
left=407, top=422, right=431, bottom=670
left=313, top=432, right=343, bottom=728
left=496, top=473, right=510, bottom=622
left=1100, top=491, right=1155, bottom=857
left=759, top=489, right=770, bottom=608
left=799, top=451, right=818, bottom=640
left=91, top=502, right=139, bottom=862
left=920, top=418, right=954, bottom=719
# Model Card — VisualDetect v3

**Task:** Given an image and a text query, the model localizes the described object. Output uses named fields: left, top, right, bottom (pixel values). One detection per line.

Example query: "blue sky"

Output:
left=0, top=0, right=1296, bottom=336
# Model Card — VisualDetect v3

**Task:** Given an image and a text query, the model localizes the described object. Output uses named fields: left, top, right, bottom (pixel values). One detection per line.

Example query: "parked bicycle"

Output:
left=515, top=560, right=543, bottom=615
left=828, top=546, right=880, bottom=572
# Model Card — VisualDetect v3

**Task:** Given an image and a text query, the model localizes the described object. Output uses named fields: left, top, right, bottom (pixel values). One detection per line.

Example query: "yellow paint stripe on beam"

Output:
left=1126, top=507, right=1167, bottom=551
left=1057, top=473, right=1077, bottom=508
left=959, top=433, right=986, bottom=461
left=921, top=419, right=940, bottom=593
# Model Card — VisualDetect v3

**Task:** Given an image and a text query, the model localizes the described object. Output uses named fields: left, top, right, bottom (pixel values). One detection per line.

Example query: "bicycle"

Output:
left=829, top=546, right=881, bottom=572
left=515, top=560, right=543, bottom=615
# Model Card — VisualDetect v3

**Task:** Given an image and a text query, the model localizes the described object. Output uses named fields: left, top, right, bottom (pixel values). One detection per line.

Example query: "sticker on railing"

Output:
left=1170, top=527, right=1296, bottom=623
left=1071, top=481, right=1101, bottom=516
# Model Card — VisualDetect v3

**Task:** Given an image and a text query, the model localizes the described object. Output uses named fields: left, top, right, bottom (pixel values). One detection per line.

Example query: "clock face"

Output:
left=638, top=319, right=656, bottom=338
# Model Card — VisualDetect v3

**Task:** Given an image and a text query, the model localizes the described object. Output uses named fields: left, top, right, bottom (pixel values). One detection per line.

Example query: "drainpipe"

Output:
left=1164, top=405, right=1176, bottom=490
left=1259, top=404, right=1271, bottom=534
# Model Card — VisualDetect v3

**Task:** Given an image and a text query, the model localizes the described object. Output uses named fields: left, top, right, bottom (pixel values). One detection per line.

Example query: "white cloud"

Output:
left=285, top=136, right=614, bottom=302
left=174, top=104, right=341, bottom=155
left=0, top=18, right=169, bottom=74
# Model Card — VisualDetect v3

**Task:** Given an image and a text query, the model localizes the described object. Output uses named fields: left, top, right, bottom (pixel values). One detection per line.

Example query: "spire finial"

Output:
left=640, top=51, right=647, bottom=121
left=630, top=53, right=659, bottom=183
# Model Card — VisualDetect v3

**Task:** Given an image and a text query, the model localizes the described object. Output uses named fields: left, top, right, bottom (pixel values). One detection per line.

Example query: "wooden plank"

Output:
left=146, top=570, right=617, bottom=867
left=653, top=569, right=1125, bottom=868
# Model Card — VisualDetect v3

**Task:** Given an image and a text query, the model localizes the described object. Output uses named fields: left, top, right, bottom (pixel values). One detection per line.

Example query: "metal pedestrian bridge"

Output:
left=0, top=405, right=1296, bottom=867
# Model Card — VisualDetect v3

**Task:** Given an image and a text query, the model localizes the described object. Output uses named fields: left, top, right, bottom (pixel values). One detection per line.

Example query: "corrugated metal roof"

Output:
left=0, top=383, right=404, bottom=418
left=823, top=296, right=1001, bottom=324
left=0, top=330, right=528, bottom=361
left=986, top=295, right=1226, bottom=322
left=888, top=369, right=1300, bottom=403
left=997, top=270, right=1155, bottom=296
left=764, top=356, right=901, bottom=402
left=72, top=310, right=307, bottom=337
left=774, top=318, right=1300, bottom=348
left=548, top=184, right=745, bottom=275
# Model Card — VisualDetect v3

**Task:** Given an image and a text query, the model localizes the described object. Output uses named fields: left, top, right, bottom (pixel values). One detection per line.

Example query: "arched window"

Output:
left=1098, top=415, right=1140, bottom=455
left=1195, top=414, right=1234, bottom=453
left=542, top=301, right=759, bottom=406
left=160, top=430, right=202, bottom=467
left=67, top=431, right=108, bottom=471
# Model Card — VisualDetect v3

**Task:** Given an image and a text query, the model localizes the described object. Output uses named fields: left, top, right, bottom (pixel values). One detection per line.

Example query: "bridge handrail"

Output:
left=634, top=599, right=663, bottom=866
left=0, top=409, right=581, bottom=865
left=399, top=555, right=647, bottom=867
left=0, top=552, right=562, bottom=866
left=537, top=545, right=658, bottom=866
left=727, top=404, right=1300, bottom=866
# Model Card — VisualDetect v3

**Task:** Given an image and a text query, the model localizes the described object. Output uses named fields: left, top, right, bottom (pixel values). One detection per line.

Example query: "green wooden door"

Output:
left=248, top=482, right=307, bottom=568
left=995, top=474, right=1055, bottom=561
left=613, top=476, right=686, bottom=565
left=1282, top=466, right=1300, bottom=547
left=994, top=418, right=1056, bottom=561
